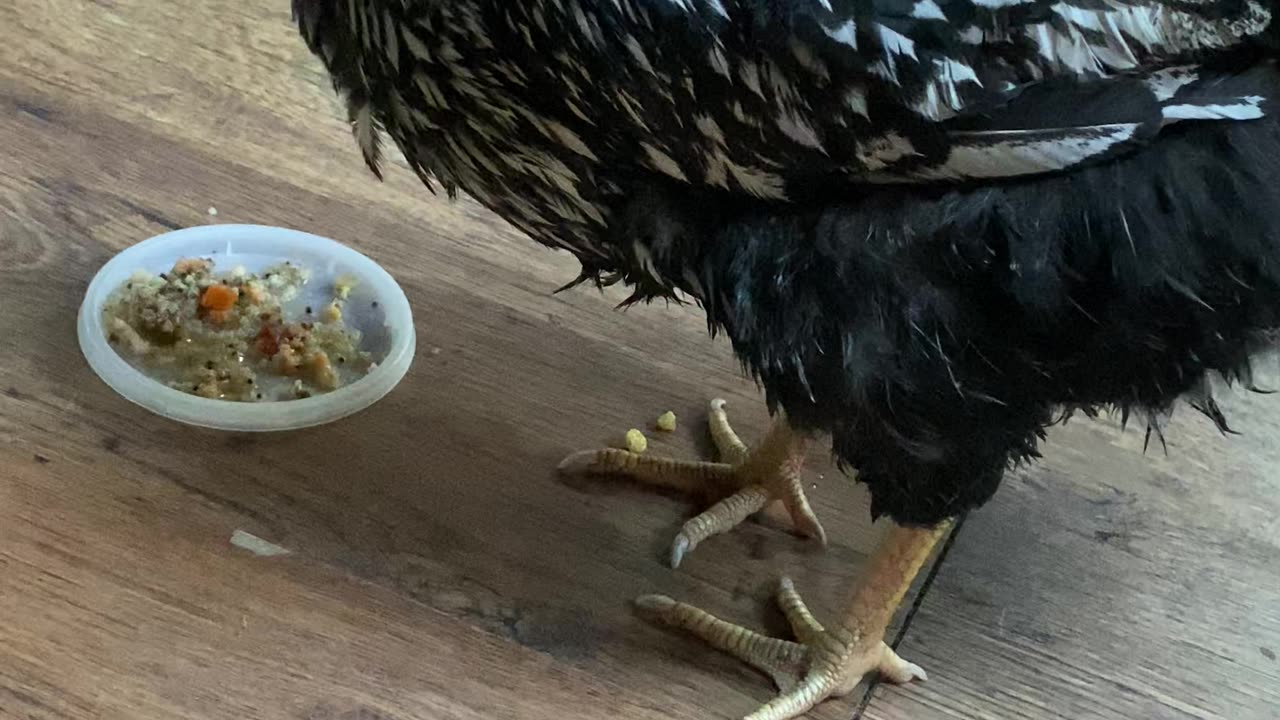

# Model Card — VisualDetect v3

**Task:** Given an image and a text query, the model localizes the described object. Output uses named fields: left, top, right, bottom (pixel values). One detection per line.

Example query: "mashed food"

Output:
left=103, top=257, right=374, bottom=401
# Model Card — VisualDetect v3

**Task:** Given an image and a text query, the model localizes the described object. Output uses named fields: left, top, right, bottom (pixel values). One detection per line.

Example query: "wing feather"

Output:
left=603, top=0, right=1278, bottom=187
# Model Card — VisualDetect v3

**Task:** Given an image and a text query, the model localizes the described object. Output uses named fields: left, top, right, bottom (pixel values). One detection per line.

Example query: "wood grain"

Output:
left=2, top=2, right=1278, bottom=720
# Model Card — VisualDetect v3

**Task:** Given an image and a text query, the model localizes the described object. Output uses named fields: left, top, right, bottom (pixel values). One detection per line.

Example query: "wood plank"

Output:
left=863, top=386, right=1280, bottom=720
left=0, top=18, right=929, bottom=718
left=5, top=2, right=1276, bottom=720
left=0, top=451, right=705, bottom=720
left=0, top=0, right=501, bottom=223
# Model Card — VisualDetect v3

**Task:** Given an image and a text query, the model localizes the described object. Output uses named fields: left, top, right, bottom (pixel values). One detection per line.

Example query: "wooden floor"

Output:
left=1, top=3, right=1277, bottom=719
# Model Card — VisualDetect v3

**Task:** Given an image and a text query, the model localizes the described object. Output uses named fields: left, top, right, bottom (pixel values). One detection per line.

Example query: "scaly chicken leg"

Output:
left=558, top=400, right=825, bottom=567
left=638, top=523, right=947, bottom=720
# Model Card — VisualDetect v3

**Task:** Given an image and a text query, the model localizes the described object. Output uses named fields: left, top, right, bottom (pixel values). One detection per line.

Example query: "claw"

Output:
left=634, top=594, right=677, bottom=614
left=877, top=644, right=929, bottom=684
left=557, top=449, right=603, bottom=475
left=669, top=536, right=691, bottom=569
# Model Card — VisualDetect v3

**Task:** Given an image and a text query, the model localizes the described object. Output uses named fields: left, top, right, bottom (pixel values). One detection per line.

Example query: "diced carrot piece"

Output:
left=200, top=284, right=239, bottom=312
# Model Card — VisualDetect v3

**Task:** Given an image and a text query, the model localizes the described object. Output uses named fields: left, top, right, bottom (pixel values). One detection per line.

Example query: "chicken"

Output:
left=292, top=1, right=1280, bottom=717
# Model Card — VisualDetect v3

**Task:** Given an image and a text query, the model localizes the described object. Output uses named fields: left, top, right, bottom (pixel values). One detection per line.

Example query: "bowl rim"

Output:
left=77, top=223, right=416, bottom=432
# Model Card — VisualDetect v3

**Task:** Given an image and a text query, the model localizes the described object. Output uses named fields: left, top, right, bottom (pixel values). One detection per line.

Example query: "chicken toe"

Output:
left=558, top=400, right=826, bottom=567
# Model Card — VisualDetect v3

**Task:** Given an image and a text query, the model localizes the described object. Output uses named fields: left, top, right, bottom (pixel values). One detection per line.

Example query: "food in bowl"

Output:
left=102, top=257, right=375, bottom=401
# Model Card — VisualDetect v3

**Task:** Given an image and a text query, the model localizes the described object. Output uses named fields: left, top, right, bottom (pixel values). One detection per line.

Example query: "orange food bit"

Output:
left=172, top=258, right=212, bottom=276
left=200, top=284, right=239, bottom=312
left=254, top=324, right=280, bottom=357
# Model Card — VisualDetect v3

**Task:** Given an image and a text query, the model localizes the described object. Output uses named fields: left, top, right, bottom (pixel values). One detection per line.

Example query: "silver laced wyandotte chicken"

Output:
left=292, top=1, right=1280, bottom=718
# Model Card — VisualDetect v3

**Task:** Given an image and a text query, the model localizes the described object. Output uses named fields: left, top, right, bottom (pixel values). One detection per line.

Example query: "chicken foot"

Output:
left=558, top=400, right=825, bottom=567
left=637, top=523, right=948, bottom=720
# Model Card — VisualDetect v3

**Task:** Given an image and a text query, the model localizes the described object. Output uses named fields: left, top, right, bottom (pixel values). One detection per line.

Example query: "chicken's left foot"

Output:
left=636, top=523, right=948, bottom=720
left=636, top=581, right=923, bottom=720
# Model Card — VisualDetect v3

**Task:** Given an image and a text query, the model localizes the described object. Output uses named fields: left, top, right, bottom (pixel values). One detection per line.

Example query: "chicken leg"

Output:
left=638, top=523, right=948, bottom=720
left=558, top=400, right=825, bottom=567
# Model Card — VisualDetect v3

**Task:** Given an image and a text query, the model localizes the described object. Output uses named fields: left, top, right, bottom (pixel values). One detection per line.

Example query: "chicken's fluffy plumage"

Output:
left=294, top=0, right=1280, bottom=525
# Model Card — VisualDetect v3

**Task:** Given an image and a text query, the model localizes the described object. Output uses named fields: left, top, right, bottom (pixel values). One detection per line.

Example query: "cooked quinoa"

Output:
left=102, top=257, right=374, bottom=401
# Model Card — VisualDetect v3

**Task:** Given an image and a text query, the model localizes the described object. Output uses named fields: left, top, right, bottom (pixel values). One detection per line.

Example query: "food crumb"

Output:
left=623, top=429, right=647, bottom=454
left=229, top=529, right=291, bottom=557
left=320, top=301, right=342, bottom=323
left=242, top=282, right=266, bottom=304
left=173, top=257, right=212, bottom=276
left=334, top=275, right=357, bottom=300
left=656, top=411, right=677, bottom=432
left=307, top=351, right=339, bottom=390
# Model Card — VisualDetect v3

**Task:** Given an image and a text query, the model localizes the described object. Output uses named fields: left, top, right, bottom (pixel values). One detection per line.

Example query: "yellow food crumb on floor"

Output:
left=656, top=411, right=677, bottom=432
left=624, top=428, right=648, bottom=453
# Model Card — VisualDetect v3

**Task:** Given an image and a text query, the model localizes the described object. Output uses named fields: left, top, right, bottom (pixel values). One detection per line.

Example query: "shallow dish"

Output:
left=78, top=224, right=415, bottom=431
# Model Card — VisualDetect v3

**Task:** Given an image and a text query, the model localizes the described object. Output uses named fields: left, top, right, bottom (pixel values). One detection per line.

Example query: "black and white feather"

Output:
left=295, top=0, right=1280, bottom=526
left=294, top=0, right=1275, bottom=257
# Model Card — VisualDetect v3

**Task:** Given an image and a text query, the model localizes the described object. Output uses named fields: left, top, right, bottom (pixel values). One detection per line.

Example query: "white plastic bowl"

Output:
left=77, top=224, right=415, bottom=431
